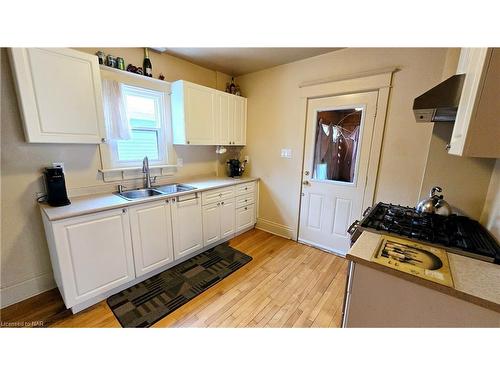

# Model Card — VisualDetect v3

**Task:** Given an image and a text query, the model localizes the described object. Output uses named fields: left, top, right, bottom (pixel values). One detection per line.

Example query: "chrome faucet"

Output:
left=142, top=156, right=152, bottom=188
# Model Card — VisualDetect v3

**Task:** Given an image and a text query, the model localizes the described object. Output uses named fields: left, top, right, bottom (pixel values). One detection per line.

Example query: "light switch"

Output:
left=280, top=149, right=292, bottom=159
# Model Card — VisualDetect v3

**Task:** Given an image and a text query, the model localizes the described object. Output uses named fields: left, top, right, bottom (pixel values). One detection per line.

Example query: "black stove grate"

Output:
left=360, top=202, right=500, bottom=262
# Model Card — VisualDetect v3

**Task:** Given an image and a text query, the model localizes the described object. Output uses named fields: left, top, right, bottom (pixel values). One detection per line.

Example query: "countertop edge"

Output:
left=346, top=253, right=500, bottom=314
left=41, top=177, right=260, bottom=221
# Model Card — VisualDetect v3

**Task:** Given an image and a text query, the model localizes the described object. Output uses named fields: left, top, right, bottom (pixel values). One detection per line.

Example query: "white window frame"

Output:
left=98, top=67, right=174, bottom=171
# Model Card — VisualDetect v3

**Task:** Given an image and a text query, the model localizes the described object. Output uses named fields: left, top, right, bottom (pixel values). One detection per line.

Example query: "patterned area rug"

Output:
left=107, top=244, right=252, bottom=328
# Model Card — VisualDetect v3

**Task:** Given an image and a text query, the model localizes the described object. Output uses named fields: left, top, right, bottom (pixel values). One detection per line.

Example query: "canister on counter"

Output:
left=106, top=55, right=117, bottom=68
left=96, top=51, right=105, bottom=65
left=116, top=57, right=125, bottom=70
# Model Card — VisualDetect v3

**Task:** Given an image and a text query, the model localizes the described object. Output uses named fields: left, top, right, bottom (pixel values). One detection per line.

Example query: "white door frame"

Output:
left=295, top=69, right=395, bottom=243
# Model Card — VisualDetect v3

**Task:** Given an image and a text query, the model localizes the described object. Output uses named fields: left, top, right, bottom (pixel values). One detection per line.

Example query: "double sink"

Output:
left=116, top=183, right=197, bottom=201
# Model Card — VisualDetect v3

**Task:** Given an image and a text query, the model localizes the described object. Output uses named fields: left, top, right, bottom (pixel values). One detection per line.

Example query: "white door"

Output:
left=185, top=84, right=217, bottom=144
left=233, top=96, right=247, bottom=145
left=171, top=194, right=203, bottom=259
left=220, top=199, right=236, bottom=237
left=53, top=208, right=135, bottom=307
left=298, top=91, right=378, bottom=256
left=9, top=48, right=105, bottom=144
left=129, top=200, right=174, bottom=277
left=202, top=202, right=221, bottom=246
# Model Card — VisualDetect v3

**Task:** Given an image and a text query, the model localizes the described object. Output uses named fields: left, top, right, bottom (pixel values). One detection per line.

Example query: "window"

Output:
left=103, top=84, right=170, bottom=169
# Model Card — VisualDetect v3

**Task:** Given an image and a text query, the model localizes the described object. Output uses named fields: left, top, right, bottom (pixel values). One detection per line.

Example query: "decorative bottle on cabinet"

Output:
left=143, top=48, right=152, bottom=77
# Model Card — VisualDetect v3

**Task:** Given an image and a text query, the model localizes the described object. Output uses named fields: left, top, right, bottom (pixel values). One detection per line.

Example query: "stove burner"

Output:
left=358, top=202, right=500, bottom=264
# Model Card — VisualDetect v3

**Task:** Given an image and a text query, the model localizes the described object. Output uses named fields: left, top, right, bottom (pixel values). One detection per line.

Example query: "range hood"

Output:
left=413, top=74, right=465, bottom=122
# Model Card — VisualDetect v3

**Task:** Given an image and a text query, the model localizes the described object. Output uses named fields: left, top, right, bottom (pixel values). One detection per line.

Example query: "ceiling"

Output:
left=158, top=48, right=341, bottom=76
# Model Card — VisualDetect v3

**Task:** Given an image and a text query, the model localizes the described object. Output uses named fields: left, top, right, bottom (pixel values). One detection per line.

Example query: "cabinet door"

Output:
left=171, top=194, right=203, bottom=259
left=220, top=199, right=236, bottom=238
left=129, top=200, right=174, bottom=277
left=202, top=202, right=221, bottom=247
left=185, top=83, right=217, bottom=144
left=53, top=208, right=135, bottom=307
left=236, top=204, right=255, bottom=232
left=233, top=96, right=247, bottom=145
left=8, top=48, right=105, bottom=144
left=217, top=93, right=234, bottom=145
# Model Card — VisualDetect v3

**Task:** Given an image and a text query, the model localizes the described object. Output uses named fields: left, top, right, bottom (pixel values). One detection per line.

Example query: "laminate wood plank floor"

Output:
left=0, top=229, right=348, bottom=328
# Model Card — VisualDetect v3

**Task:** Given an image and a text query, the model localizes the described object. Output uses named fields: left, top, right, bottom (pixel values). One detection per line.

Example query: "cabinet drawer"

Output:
left=202, top=186, right=234, bottom=205
left=236, top=203, right=255, bottom=231
left=235, top=192, right=255, bottom=208
left=235, top=182, right=255, bottom=196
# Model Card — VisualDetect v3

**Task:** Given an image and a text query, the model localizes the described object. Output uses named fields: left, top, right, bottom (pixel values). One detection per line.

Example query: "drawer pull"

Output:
left=221, top=201, right=224, bottom=205
left=244, top=207, right=248, bottom=210
left=122, top=208, right=127, bottom=213
left=245, top=187, right=248, bottom=190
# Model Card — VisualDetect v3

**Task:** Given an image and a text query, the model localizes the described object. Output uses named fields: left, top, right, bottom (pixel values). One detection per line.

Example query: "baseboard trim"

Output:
left=256, top=218, right=296, bottom=240
left=0, top=273, right=56, bottom=309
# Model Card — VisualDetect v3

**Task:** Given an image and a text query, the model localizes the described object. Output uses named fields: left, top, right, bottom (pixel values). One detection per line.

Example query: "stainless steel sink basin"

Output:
left=117, top=188, right=163, bottom=201
left=154, top=183, right=197, bottom=194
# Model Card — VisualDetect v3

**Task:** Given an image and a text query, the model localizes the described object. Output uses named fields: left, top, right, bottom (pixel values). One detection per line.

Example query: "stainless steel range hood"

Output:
left=413, top=74, right=465, bottom=122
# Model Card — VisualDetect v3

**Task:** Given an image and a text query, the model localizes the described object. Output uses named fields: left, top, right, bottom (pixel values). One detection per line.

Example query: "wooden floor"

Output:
left=1, top=229, right=348, bottom=328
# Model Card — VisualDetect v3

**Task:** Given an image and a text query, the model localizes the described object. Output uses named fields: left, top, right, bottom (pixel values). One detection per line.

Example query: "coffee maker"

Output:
left=44, top=167, right=71, bottom=207
left=227, top=159, right=246, bottom=178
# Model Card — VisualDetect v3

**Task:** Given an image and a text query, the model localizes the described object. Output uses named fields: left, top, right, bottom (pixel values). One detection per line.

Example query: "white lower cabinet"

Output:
left=202, top=199, right=236, bottom=247
left=220, top=199, right=236, bottom=237
left=236, top=204, right=255, bottom=232
left=129, top=199, right=174, bottom=277
left=202, top=202, right=222, bottom=246
left=42, top=180, right=258, bottom=311
left=48, top=208, right=135, bottom=308
left=171, top=194, right=204, bottom=259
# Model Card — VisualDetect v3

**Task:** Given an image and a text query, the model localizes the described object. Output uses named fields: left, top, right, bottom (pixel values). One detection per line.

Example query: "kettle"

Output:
left=416, top=186, right=452, bottom=216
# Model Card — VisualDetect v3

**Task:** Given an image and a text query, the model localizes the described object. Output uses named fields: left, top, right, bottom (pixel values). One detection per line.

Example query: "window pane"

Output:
left=129, top=118, right=157, bottom=129
left=116, top=130, right=159, bottom=161
left=312, top=108, right=362, bottom=183
left=125, top=94, right=156, bottom=121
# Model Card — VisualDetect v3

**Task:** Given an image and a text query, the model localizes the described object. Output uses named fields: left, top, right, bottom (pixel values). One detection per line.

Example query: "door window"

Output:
left=312, top=108, right=363, bottom=183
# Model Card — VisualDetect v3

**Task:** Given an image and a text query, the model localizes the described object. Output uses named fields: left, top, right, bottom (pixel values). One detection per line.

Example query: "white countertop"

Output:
left=347, top=231, right=500, bottom=312
left=41, top=177, right=259, bottom=221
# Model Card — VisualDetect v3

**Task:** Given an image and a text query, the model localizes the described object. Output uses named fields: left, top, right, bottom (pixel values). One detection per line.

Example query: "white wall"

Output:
left=481, top=159, right=500, bottom=241
left=236, top=48, right=455, bottom=238
left=0, top=48, right=231, bottom=307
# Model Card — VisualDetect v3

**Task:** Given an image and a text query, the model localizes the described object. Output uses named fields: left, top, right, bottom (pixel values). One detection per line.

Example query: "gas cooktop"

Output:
left=353, top=202, right=500, bottom=264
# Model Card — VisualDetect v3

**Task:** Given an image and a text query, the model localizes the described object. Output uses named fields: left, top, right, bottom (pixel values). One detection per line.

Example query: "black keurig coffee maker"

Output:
left=227, top=159, right=246, bottom=178
left=44, top=167, right=71, bottom=207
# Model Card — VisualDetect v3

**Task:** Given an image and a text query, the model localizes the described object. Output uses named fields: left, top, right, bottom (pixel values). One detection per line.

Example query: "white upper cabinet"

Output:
left=171, top=80, right=247, bottom=146
left=232, top=95, right=247, bottom=146
left=8, top=48, right=105, bottom=144
left=450, top=48, right=500, bottom=158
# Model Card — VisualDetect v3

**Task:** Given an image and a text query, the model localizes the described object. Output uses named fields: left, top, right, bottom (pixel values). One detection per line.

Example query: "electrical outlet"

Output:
left=52, top=162, right=65, bottom=172
left=177, top=158, right=183, bottom=167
